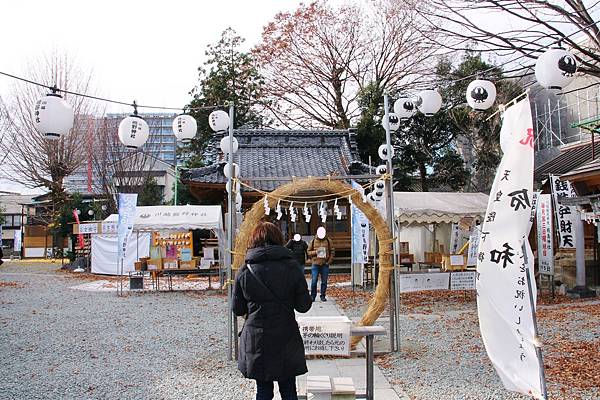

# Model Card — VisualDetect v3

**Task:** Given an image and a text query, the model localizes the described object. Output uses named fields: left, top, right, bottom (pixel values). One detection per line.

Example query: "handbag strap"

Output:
left=246, top=263, right=294, bottom=314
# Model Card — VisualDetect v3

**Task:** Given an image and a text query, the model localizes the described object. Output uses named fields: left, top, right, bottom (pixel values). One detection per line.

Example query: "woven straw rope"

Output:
left=232, top=178, right=394, bottom=347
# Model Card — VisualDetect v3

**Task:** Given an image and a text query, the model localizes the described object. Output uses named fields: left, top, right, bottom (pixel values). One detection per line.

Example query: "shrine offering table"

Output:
left=161, top=268, right=221, bottom=291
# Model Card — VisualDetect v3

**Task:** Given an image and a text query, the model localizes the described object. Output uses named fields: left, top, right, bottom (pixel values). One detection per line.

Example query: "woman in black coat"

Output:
left=233, top=222, right=312, bottom=400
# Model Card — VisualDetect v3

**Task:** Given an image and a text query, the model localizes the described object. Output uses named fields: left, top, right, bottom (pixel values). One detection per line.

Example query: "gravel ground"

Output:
left=2, top=265, right=598, bottom=400
left=331, top=281, right=600, bottom=400
left=0, top=261, right=254, bottom=400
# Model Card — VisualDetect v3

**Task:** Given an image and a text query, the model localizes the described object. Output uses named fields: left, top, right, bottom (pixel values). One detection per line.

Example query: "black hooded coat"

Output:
left=233, top=245, right=312, bottom=381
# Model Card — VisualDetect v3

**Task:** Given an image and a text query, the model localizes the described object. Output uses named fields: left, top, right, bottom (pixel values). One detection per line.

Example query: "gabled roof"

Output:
left=182, top=129, right=370, bottom=192
left=534, top=140, right=600, bottom=182
left=0, top=194, right=35, bottom=214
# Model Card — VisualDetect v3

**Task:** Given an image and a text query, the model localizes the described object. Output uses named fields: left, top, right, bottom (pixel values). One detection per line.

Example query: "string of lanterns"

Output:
left=30, top=46, right=578, bottom=154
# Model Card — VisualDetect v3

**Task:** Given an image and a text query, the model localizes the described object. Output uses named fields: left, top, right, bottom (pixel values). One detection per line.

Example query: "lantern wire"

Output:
left=0, top=70, right=227, bottom=112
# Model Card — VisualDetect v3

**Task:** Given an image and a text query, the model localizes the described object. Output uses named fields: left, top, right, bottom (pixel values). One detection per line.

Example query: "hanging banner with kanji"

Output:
left=351, top=181, right=369, bottom=264
left=536, top=194, right=555, bottom=275
left=549, top=175, right=578, bottom=249
left=476, top=96, right=545, bottom=399
left=117, top=193, right=138, bottom=269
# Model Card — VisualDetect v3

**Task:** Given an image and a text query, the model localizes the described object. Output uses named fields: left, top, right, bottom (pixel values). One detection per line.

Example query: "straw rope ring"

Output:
left=232, top=177, right=394, bottom=347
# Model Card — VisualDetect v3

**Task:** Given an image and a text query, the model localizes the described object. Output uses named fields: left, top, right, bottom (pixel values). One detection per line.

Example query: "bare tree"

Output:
left=0, top=54, right=97, bottom=234
left=253, top=0, right=439, bottom=128
left=92, top=116, right=163, bottom=212
left=414, top=0, right=600, bottom=78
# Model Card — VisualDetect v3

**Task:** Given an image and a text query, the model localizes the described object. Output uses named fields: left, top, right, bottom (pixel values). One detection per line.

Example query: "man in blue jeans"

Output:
left=307, top=227, right=334, bottom=302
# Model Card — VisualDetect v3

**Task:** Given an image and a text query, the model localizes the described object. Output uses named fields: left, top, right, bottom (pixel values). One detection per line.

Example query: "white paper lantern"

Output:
left=367, top=192, right=377, bottom=203
left=417, top=89, right=443, bottom=116
left=381, top=112, right=400, bottom=131
left=33, top=93, right=74, bottom=140
left=374, top=179, right=386, bottom=192
left=118, top=116, right=150, bottom=149
left=172, top=114, right=197, bottom=142
left=223, top=163, right=240, bottom=178
left=378, top=144, right=395, bottom=161
left=220, top=136, right=239, bottom=154
left=235, top=192, right=242, bottom=211
left=535, top=47, right=577, bottom=90
left=393, top=97, right=417, bottom=120
left=376, top=165, right=387, bottom=175
left=208, top=110, right=230, bottom=132
left=466, top=80, right=497, bottom=111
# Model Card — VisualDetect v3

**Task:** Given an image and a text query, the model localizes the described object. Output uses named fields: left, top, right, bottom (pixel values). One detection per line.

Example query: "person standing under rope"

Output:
left=285, top=233, right=309, bottom=275
left=307, top=227, right=334, bottom=302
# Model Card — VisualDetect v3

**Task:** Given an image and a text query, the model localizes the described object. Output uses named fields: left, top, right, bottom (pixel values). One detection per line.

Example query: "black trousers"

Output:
left=255, top=377, right=297, bottom=400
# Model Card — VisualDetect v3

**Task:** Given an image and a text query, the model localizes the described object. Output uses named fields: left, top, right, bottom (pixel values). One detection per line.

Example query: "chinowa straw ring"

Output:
left=231, top=177, right=395, bottom=347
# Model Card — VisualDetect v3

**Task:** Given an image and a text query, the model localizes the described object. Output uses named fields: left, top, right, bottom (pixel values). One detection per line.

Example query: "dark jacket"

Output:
left=233, top=245, right=312, bottom=381
left=285, top=239, right=308, bottom=266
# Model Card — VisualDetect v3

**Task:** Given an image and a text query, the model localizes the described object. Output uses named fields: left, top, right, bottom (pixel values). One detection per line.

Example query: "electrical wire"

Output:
left=0, top=70, right=228, bottom=112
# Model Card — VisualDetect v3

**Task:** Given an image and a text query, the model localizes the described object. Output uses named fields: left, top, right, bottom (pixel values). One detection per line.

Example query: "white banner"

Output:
left=536, top=194, right=554, bottom=276
left=467, top=230, right=480, bottom=266
left=476, top=97, right=544, bottom=399
left=13, top=230, right=21, bottom=252
left=117, top=193, right=138, bottom=267
left=449, top=223, right=461, bottom=253
left=351, top=181, right=369, bottom=264
left=399, top=273, right=450, bottom=292
left=550, top=175, right=578, bottom=249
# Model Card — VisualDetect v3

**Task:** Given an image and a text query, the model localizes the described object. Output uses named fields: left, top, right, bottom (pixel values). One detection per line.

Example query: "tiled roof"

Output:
left=534, top=140, right=600, bottom=183
left=182, top=129, right=370, bottom=192
left=561, top=156, right=600, bottom=180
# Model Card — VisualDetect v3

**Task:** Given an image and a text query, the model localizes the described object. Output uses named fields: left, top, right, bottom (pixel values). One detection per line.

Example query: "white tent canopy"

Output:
left=393, top=192, right=489, bottom=263
left=394, top=192, right=489, bottom=224
left=104, top=205, right=224, bottom=233
left=93, top=205, right=224, bottom=275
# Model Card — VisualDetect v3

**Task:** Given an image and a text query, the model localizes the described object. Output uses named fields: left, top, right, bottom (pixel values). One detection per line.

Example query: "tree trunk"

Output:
left=419, top=162, right=428, bottom=192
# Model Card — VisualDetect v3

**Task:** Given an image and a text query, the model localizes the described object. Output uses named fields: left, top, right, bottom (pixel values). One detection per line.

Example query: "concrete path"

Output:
left=269, top=298, right=408, bottom=399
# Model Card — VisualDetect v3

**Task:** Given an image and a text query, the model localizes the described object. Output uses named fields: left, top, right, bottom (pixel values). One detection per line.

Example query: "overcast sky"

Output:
left=0, top=0, right=304, bottom=115
left=0, top=0, right=305, bottom=193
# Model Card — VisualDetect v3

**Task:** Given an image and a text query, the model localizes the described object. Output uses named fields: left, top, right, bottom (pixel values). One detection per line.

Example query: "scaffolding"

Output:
left=533, top=82, right=600, bottom=151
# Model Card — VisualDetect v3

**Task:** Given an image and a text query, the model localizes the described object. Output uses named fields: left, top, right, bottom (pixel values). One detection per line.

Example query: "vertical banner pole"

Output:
left=383, top=94, right=400, bottom=352
left=524, top=244, right=549, bottom=399
left=227, top=103, right=236, bottom=362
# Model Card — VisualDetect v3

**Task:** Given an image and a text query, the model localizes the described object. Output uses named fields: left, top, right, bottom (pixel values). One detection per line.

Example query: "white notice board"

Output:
left=450, top=271, right=476, bottom=290
left=297, top=316, right=351, bottom=356
left=399, top=273, right=450, bottom=293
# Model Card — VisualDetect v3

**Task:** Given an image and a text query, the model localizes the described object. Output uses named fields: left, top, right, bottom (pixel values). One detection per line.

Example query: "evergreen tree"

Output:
left=182, top=28, right=267, bottom=168
left=441, top=52, right=522, bottom=192
left=137, top=178, right=163, bottom=206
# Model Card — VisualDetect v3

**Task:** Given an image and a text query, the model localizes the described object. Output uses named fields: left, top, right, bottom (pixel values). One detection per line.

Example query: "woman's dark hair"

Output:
left=248, top=221, right=284, bottom=248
